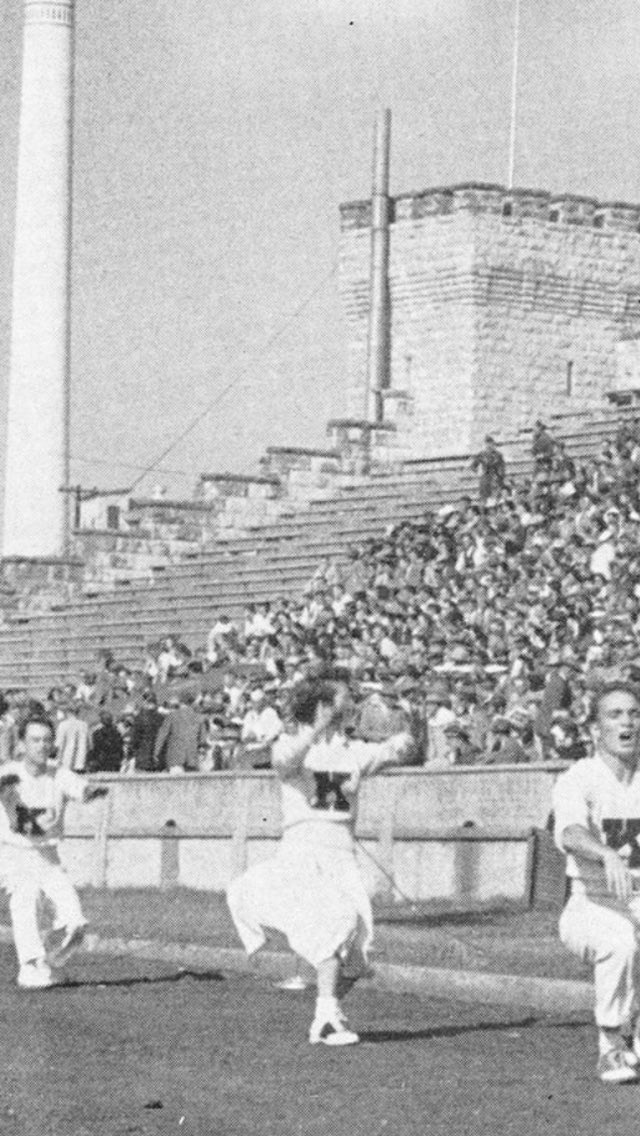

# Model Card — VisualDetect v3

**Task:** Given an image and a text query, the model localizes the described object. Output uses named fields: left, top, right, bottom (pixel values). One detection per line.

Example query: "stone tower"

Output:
left=339, top=183, right=640, bottom=458
left=3, top=0, right=74, bottom=557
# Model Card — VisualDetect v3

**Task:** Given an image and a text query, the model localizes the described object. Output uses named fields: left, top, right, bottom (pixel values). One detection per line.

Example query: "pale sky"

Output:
left=1, top=0, right=640, bottom=498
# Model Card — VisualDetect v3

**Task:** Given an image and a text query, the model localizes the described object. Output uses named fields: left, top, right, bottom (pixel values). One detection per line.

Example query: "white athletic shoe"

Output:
left=309, top=1015, right=360, bottom=1047
left=623, top=1034, right=640, bottom=1066
left=47, top=924, right=87, bottom=968
left=597, top=1048, right=639, bottom=1084
left=17, top=960, right=55, bottom=990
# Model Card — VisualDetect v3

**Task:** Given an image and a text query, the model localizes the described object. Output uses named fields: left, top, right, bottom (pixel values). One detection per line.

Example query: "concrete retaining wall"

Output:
left=60, top=765, right=565, bottom=903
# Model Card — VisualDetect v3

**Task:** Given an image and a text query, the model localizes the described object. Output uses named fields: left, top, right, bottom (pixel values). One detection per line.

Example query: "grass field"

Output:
left=0, top=887, right=587, bottom=982
left=0, top=942, right=622, bottom=1136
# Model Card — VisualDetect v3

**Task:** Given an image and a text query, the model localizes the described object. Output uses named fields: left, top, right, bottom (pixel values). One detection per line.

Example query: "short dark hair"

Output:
left=587, top=681, right=640, bottom=724
left=18, top=714, right=54, bottom=741
left=288, top=679, right=336, bottom=725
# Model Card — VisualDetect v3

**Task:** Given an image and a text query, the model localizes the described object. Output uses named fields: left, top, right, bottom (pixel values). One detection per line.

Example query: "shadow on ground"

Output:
left=49, top=968, right=225, bottom=991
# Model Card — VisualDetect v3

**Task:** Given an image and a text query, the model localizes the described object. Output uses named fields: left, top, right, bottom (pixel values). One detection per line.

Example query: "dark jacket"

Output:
left=87, top=723, right=124, bottom=773
left=130, top=706, right=163, bottom=771
left=153, top=705, right=207, bottom=771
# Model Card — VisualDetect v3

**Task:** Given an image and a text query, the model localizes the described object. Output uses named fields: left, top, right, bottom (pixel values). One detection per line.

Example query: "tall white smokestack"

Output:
left=3, top=0, right=74, bottom=557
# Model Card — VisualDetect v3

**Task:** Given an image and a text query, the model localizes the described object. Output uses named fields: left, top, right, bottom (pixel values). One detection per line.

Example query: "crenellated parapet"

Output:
left=340, top=182, right=640, bottom=235
left=339, top=179, right=640, bottom=461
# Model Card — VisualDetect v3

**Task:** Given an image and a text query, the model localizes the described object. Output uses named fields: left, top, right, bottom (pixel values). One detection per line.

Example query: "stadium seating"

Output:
left=0, top=400, right=634, bottom=692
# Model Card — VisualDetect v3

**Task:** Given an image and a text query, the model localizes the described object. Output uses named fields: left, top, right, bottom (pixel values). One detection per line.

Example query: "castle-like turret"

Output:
left=339, top=182, right=640, bottom=457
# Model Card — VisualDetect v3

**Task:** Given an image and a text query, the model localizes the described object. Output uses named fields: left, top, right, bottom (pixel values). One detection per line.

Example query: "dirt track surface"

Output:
left=0, top=942, right=636, bottom=1136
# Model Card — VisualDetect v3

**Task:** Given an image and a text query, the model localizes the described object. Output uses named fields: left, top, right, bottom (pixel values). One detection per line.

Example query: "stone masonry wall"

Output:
left=339, top=184, right=640, bottom=457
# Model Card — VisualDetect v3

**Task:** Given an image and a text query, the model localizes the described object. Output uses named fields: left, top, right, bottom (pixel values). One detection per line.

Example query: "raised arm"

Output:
left=359, top=729, right=414, bottom=777
left=272, top=703, right=335, bottom=778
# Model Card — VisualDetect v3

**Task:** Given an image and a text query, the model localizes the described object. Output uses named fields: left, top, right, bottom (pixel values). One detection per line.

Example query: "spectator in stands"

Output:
left=142, top=647, right=160, bottom=684
left=484, top=716, right=529, bottom=764
left=531, top=420, right=556, bottom=474
left=128, top=691, right=164, bottom=772
left=0, top=695, right=17, bottom=766
left=157, top=637, right=184, bottom=684
left=356, top=683, right=402, bottom=743
left=553, top=440, right=576, bottom=484
left=55, top=702, right=90, bottom=773
left=235, top=686, right=283, bottom=770
left=86, top=711, right=124, bottom=773
left=198, top=695, right=228, bottom=771
left=590, top=508, right=620, bottom=581
left=243, top=602, right=274, bottom=641
left=27, top=408, right=640, bottom=771
left=442, top=722, right=481, bottom=765
left=206, top=613, right=236, bottom=664
left=93, top=651, right=117, bottom=707
left=424, top=686, right=456, bottom=764
left=153, top=690, right=207, bottom=773
left=534, top=653, right=573, bottom=758
left=471, top=435, right=506, bottom=502
left=506, top=707, right=540, bottom=762
left=75, top=673, right=95, bottom=704
left=548, top=712, right=588, bottom=763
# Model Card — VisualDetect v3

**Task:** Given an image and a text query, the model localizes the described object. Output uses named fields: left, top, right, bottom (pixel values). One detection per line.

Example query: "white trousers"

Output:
left=0, top=844, right=86, bottom=967
left=560, top=892, right=640, bottom=1029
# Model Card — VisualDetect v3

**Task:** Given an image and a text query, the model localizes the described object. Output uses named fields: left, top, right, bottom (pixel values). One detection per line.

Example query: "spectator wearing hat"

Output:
left=128, top=691, right=164, bottom=772
left=484, top=716, right=529, bottom=764
left=235, top=687, right=283, bottom=770
left=442, top=722, right=481, bottom=766
left=153, top=690, right=207, bottom=774
left=356, top=683, right=405, bottom=744
left=506, top=707, right=540, bottom=762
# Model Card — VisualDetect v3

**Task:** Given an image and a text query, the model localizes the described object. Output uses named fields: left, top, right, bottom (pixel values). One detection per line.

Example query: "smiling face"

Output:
left=593, top=690, right=640, bottom=767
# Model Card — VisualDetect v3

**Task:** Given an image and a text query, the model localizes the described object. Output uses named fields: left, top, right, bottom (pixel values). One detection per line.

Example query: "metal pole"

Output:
left=366, top=109, right=391, bottom=424
left=507, top=0, right=521, bottom=190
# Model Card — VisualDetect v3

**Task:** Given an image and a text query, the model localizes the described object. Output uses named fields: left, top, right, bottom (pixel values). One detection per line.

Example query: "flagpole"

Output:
left=507, top=0, right=521, bottom=189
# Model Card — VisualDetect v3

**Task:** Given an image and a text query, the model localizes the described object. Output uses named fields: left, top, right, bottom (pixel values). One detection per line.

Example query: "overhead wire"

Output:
left=69, top=453, right=189, bottom=478
left=127, top=260, right=338, bottom=493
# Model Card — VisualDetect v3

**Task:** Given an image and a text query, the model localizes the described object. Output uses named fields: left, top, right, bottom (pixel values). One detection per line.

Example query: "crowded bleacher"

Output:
left=2, top=416, right=640, bottom=773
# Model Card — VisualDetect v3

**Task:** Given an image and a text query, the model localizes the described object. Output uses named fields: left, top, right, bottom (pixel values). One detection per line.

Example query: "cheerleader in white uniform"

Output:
left=227, top=677, right=411, bottom=1046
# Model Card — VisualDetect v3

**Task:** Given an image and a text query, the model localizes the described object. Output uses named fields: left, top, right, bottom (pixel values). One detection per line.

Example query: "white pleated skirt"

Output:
left=226, top=824, right=373, bottom=970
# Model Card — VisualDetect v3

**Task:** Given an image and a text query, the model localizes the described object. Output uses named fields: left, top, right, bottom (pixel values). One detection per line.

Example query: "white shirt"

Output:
left=590, top=535, right=616, bottom=581
left=553, top=755, right=640, bottom=903
left=55, top=716, right=90, bottom=772
left=0, top=761, right=86, bottom=849
left=241, top=706, right=282, bottom=746
left=273, top=728, right=410, bottom=843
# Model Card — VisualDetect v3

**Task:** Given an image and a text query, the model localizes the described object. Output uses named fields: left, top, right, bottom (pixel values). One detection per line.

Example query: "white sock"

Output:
left=598, top=1028, right=623, bottom=1056
left=315, top=995, right=340, bottom=1021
